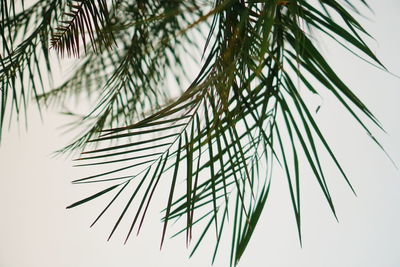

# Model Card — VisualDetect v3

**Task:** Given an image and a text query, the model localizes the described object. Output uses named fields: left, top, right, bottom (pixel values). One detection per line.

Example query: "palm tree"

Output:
left=0, top=0, right=392, bottom=265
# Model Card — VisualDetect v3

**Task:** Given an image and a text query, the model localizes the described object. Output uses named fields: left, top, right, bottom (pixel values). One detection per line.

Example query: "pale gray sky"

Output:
left=1, top=1, right=399, bottom=267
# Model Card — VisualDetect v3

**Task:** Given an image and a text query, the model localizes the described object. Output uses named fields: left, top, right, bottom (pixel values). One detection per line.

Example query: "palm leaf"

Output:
left=50, top=0, right=115, bottom=57
left=0, top=0, right=390, bottom=266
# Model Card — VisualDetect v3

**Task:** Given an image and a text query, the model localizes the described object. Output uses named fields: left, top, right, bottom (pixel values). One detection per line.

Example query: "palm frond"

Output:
left=0, top=0, right=62, bottom=141
left=1, top=0, right=389, bottom=266
left=50, top=1, right=208, bottom=153
left=50, top=0, right=115, bottom=57
left=66, top=1, right=386, bottom=265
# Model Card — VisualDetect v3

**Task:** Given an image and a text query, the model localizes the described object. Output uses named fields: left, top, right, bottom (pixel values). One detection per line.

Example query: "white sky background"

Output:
left=1, top=1, right=400, bottom=267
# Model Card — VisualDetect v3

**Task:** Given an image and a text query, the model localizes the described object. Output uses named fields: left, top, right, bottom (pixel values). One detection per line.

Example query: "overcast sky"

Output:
left=1, top=1, right=399, bottom=267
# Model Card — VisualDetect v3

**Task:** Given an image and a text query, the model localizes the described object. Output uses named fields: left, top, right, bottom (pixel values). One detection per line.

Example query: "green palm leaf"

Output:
left=0, top=0, right=392, bottom=266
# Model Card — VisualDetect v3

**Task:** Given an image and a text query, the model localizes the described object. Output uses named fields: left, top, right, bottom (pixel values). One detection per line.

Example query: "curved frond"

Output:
left=50, top=0, right=115, bottom=57
left=0, top=0, right=62, bottom=141
left=67, top=1, right=385, bottom=265
left=1, top=0, right=389, bottom=266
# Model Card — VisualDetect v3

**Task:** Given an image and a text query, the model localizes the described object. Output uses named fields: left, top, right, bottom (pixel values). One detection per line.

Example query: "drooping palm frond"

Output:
left=63, top=1, right=387, bottom=265
left=1, top=0, right=390, bottom=266
left=50, top=0, right=115, bottom=57
left=0, top=0, right=62, bottom=141
left=49, top=1, right=208, bottom=153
